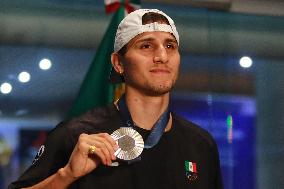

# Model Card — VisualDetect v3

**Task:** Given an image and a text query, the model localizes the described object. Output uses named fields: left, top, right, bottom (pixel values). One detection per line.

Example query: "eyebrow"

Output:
left=135, top=37, right=178, bottom=44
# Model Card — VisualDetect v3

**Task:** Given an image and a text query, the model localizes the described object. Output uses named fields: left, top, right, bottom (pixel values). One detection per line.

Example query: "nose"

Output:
left=153, top=45, right=168, bottom=64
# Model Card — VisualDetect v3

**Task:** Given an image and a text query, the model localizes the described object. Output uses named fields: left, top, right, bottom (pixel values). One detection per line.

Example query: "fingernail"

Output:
left=112, top=154, right=116, bottom=160
left=114, top=145, right=119, bottom=150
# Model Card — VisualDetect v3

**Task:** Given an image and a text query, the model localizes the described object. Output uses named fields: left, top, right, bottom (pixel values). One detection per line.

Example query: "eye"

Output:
left=143, top=44, right=150, bottom=48
left=140, top=43, right=151, bottom=49
left=166, top=43, right=176, bottom=49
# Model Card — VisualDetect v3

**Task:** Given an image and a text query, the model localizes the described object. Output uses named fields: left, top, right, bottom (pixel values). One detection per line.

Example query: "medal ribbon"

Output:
left=117, top=94, right=170, bottom=149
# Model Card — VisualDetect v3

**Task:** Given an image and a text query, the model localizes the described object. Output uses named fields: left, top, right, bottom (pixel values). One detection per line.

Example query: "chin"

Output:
left=127, top=78, right=176, bottom=96
left=144, top=83, right=174, bottom=96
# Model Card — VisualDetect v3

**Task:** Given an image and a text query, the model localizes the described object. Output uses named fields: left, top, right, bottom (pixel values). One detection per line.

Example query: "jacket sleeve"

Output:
left=8, top=123, right=74, bottom=189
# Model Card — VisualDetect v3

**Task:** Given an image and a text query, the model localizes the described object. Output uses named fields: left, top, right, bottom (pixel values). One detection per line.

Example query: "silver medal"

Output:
left=111, top=127, right=144, bottom=161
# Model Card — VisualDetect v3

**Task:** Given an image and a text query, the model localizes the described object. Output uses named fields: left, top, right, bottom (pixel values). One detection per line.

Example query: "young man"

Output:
left=9, top=9, right=223, bottom=189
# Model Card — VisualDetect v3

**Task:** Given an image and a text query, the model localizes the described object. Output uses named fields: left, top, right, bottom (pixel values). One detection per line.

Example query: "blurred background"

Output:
left=0, top=0, right=283, bottom=188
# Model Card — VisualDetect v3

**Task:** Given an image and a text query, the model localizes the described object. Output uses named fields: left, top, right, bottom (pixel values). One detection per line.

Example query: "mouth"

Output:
left=149, top=68, right=171, bottom=74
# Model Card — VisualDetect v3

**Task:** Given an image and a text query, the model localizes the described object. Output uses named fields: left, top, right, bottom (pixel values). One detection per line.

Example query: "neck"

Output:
left=124, top=88, right=171, bottom=131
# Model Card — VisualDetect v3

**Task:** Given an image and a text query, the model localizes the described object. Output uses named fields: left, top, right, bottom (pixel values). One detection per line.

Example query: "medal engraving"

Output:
left=118, top=135, right=135, bottom=151
left=111, top=127, right=144, bottom=161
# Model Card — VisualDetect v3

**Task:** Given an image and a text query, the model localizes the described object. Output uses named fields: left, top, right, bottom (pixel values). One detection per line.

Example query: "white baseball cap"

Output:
left=110, top=8, right=180, bottom=83
left=114, top=8, right=179, bottom=53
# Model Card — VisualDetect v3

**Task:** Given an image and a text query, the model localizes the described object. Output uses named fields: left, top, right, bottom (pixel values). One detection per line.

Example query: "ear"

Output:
left=111, top=53, right=124, bottom=74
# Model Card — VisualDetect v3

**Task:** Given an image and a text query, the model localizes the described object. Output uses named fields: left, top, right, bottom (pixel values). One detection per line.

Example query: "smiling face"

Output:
left=112, top=31, right=180, bottom=96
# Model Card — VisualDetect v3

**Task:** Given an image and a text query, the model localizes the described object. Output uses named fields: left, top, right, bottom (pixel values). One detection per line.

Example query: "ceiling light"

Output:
left=39, top=58, right=52, bottom=70
left=0, top=82, right=13, bottom=94
left=18, top=71, right=31, bottom=83
left=239, top=56, right=253, bottom=68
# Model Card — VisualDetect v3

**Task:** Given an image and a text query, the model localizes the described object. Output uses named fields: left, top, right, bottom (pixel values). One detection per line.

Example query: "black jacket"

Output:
left=9, top=104, right=223, bottom=189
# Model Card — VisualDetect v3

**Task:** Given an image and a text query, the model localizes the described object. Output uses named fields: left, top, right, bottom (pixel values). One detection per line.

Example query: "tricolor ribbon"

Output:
left=105, top=0, right=140, bottom=14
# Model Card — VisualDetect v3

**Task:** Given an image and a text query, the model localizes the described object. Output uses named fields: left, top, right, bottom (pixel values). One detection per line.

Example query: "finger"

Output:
left=77, top=134, right=96, bottom=156
left=97, top=139, right=116, bottom=162
left=97, top=133, right=118, bottom=148
left=87, top=145, right=108, bottom=165
left=88, top=138, right=117, bottom=166
left=96, top=134, right=117, bottom=160
left=81, top=133, right=117, bottom=165
left=78, top=134, right=107, bottom=165
left=89, top=134, right=117, bottom=160
left=90, top=141, right=113, bottom=165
